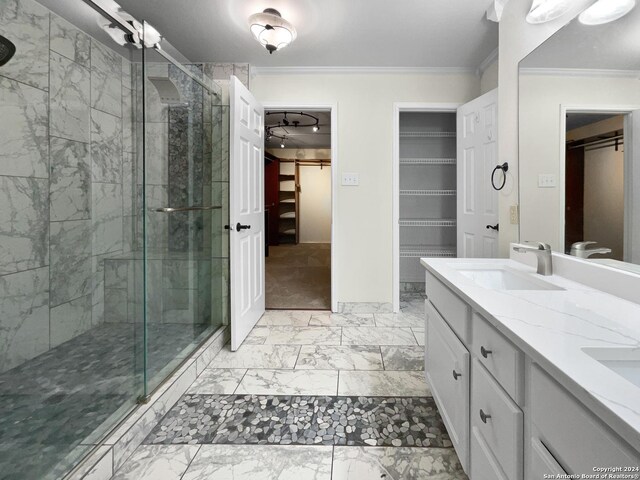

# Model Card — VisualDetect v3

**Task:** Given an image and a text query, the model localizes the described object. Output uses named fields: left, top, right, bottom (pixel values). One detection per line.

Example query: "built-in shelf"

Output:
left=400, top=219, right=456, bottom=227
left=280, top=212, right=296, bottom=219
left=399, top=158, right=456, bottom=165
left=399, top=245, right=456, bottom=258
left=399, top=131, right=456, bottom=138
left=279, top=174, right=295, bottom=181
left=400, top=189, right=456, bottom=196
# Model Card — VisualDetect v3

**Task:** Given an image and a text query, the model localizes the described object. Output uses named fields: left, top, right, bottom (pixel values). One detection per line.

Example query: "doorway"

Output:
left=263, top=109, right=333, bottom=309
left=564, top=112, right=625, bottom=259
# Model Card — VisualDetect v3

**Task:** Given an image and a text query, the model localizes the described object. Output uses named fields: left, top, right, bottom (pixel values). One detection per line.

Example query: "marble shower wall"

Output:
left=0, top=0, right=139, bottom=373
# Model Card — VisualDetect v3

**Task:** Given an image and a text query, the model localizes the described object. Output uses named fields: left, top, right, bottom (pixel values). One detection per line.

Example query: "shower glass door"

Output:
left=141, top=23, right=226, bottom=394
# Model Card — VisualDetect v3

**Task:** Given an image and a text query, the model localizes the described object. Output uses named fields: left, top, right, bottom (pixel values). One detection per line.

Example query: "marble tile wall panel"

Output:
left=91, top=67, right=122, bottom=118
left=49, top=219, right=92, bottom=306
left=92, top=183, right=123, bottom=255
left=49, top=137, right=90, bottom=221
left=122, top=86, right=134, bottom=154
left=143, top=185, right=168, bottom=251
left=233, top=63, right=250, bottom=88
left=0, top=267, right=49, bottom=373
left=0, top=0, right=49, bottom=90
left=144, top=63, right=169, bottom=123
left=49, top=14, right=90, bottom=67
left=50, top=51, right=91, bottom=143
left=91, top=108, right=122, bottom=183
left=122, top=151, right=134, bottom=217
left=91, top=40, right=122, bottom=78
left=0, top=76, right=48, bottom=178
left=50, top=294, right=92, bottom=348
left=0, top=176, right=49, bottom=275
left=144, top=122, right=168, bottom=185
left=105, top=288, right=128, bottom=323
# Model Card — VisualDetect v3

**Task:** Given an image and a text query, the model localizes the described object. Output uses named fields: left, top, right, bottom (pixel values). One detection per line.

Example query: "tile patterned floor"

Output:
left=114, top=294, right=469, bottom=479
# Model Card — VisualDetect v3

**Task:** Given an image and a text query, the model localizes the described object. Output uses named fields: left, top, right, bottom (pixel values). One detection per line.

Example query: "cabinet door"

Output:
left=426, top=301, right=470, bottom=471
left=529, top=437, right=567, bottom=477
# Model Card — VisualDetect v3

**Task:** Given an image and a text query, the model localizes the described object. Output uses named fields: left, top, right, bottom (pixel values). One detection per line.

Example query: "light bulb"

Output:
left=579, top=0, right=636, bottom=24
left=280, top=142, right=285, bottom=148
left=313, top=125, right=319, bottom=132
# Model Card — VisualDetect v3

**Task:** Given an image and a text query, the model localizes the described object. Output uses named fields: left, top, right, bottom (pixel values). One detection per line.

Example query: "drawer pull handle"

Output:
left=479, top=409, right=492, bottom=423
left=480, top=346, right=493, bottom=358
left=452, top=370, right=462, bottom=380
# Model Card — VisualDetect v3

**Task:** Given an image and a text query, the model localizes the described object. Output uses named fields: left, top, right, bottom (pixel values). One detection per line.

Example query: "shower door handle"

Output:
left=154, top=205, right=221, bottom=213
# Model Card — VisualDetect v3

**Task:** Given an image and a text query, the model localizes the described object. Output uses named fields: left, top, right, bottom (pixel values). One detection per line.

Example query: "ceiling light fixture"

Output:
left=280, top=140, right=286, bottom=148
left=249, top=8, right=297, bottom=54
left=579, top=0, right=636, bottom=24
left=526, top=0, right=574, bottom=24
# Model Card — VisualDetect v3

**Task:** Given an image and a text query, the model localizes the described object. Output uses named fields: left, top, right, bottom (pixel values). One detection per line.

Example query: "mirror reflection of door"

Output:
left=565, top=113, right=624, bottom=260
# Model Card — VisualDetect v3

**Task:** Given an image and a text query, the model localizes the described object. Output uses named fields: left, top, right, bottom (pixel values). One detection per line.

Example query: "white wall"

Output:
left=253, top=73, right=480, bottom=303
left=519, top=74, right=640, bottom=249
left=481, top=59, right=499, bottom=94
left=497, top=0, right=597, bottom=255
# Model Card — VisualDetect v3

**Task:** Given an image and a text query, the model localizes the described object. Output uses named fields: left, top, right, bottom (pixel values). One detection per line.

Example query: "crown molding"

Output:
left=520, top=67, right=640, bottom=78
left=476, top=47, right=499, bottom=76
left=250, top=66, right=475, bottom=77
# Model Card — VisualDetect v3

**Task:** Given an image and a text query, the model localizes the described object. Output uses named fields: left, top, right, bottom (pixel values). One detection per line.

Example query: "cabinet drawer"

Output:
left=425, top=301, right=470, bottom=472
left=529, top=437, right=567, bottom=477
left=473, top=313, right=523, bottom=404
left=426, top=271, right=471, bottom=343
left=530, top=365, right=640, bottom=473
left=471, top=359, right=523, bottom=480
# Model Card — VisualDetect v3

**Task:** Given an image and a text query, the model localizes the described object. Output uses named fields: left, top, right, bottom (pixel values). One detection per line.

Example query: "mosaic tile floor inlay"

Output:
left=145, top=394, right=451, bottom=448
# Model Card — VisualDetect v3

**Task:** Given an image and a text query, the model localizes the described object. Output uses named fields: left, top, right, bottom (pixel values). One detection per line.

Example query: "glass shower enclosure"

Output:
left=0, top=2, right=228, bottom=479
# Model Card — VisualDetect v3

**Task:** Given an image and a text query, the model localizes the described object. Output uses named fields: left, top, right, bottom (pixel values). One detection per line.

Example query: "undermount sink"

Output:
left=455, top=266, right=564, bottom=291
left=582, top=347, right=640, bottom=389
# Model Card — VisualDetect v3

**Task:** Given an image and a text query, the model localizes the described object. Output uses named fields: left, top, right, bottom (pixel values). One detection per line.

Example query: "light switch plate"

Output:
left=538, top=174, right=557, bottom=188
left=342, top=173, right=359, bottom=186
left=510, top=205, right=519, bottom=225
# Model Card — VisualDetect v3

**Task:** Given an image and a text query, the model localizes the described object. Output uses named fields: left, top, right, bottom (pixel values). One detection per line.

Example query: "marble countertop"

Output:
left=421, top=258, right=640, bottom=452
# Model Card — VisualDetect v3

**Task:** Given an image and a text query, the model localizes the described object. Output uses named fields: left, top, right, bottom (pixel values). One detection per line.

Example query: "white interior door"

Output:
left=457, top=89, right=499, bottom=258
left=230, top=76, right=265, bottom=350
left=624, top=109, right=640, bottom=264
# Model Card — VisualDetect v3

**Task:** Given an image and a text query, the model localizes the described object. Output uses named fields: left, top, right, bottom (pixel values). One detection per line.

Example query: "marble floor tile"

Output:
left=181, top=445, right=332, bottom=480
left=258, top=310, right=313, bottom=326
left=342, top=327, right=417, bottom=346
left=332, top=447, right=467, bottom=480
left=375, top=312, right=425, bottom=328
left=212, top=345, right=299, bottom=369
left=255, top=326, right=342, bottom=345
left=338, top=371, right=430, bottom=397
left=235, top=369, right=338, bottom=395
left=381, top=346, right=425, bottom=371
left=112, top=445, right=200, bottom=480
left=296, top=345, right=383, bottom=371
left=187, top=368, right=246, bottom=394
left=243, top=327, right=268, bottom=345
left=309, top=313, right=375, bottom=327
left=339, top=302, right=394, bottom=314
left=412, top=328, right=426, bottom=347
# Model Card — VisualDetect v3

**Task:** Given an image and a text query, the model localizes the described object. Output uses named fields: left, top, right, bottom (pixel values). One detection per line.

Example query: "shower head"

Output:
left=0, top=35, right=16, bottom=67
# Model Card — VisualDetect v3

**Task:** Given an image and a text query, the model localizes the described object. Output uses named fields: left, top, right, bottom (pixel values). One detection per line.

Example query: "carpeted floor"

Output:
left=266, top=243, right=331, bottom=310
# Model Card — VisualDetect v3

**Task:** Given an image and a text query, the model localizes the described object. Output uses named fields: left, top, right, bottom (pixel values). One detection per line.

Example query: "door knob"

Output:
left=236, top=223, right=251, bottom=231
left=486, top=224, right=499, bottom=232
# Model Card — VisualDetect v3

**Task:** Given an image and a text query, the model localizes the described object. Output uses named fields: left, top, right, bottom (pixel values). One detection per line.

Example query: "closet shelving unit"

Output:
left=278, top=161, right=299, bottom=244
left=398, top=111, right=458, bottom=290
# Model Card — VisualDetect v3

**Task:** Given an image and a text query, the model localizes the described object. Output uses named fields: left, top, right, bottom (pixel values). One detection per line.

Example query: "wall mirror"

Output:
left=518, top=6, right=640, bottom=273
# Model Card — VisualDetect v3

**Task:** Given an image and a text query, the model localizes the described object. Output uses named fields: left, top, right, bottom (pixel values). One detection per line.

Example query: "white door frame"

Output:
left=392, top=103, right=461, bottom=313
left=558, top=104, right=640, bottom=255
left=261, top=102, right=339, bottom=312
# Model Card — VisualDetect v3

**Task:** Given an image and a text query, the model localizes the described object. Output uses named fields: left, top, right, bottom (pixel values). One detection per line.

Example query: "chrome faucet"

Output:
left=570, top=241, right=612, bottom=258
left=512, top=242, right=553, bottom=276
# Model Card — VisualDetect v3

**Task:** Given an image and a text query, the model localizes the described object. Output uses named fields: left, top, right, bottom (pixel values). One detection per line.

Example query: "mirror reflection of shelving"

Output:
left=399, top=111, right=457, bottom=290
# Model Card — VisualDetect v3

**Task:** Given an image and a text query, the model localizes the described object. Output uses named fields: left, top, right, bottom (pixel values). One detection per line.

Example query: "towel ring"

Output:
left=491, top=162, right=509, bottom=191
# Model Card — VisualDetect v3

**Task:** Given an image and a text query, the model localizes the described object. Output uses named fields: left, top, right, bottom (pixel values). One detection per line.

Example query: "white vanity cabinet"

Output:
left=424, top=272, right=640, bottom=479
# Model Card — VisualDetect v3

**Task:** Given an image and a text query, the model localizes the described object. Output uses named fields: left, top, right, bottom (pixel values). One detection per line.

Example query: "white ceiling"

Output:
left=115, top=0, right=498, bottom=69
left=265, top=110, right=331, bottom=149
left=521, top=5, right=640, bottom=70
